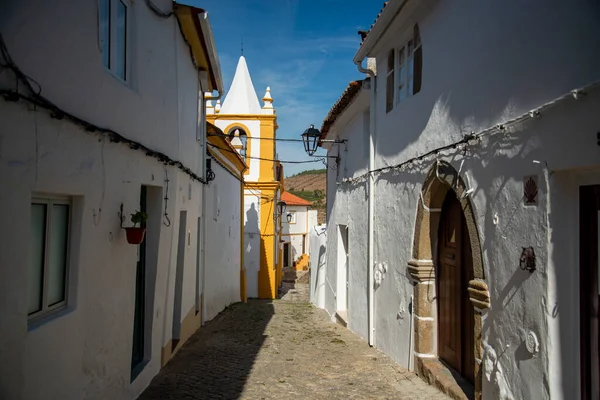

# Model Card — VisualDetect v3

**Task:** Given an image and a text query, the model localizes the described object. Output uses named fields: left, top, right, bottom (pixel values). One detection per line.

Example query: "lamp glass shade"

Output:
left=286, top=213, right=293, bottom=223
left=276, top=201, right=287, bottom=215
left=301, top=124, right=322, bottom=156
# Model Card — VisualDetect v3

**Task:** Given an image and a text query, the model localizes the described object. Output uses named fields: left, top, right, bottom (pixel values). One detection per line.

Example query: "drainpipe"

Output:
left=355, top=59, right=376, bottom=347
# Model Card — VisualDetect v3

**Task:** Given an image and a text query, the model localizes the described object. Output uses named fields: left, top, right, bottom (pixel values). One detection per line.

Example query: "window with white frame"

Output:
left=28, top=197, right=72, bottom=321
left=99, top=0, right=130, bottom=81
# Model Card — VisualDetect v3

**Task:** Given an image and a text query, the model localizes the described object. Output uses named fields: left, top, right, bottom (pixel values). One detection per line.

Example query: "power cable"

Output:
left=207, top=142, right=325, bottom=164
left=207, top=132, right=306, bottom=142
left=0, top=32, right=209, bottom=185
left=338, top=79, right=600, bottom=186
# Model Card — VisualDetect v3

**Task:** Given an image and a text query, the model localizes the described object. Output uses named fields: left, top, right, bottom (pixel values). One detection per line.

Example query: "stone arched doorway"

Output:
left=407, top=161, right=490, bottom=399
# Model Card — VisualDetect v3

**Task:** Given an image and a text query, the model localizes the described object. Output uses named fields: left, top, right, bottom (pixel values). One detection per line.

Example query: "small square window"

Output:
left=28, top=197, right=71, bottom=321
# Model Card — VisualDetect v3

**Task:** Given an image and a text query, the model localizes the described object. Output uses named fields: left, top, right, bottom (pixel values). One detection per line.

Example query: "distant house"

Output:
left=0, top=1, right=243, bottom=398
left=280, top=191, right=318, bottom=269
left=315, top=1, right=600, bottom=399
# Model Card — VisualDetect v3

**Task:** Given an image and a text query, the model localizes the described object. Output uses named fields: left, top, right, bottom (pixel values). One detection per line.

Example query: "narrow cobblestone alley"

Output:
left=140, top=283, right=448, bottom=400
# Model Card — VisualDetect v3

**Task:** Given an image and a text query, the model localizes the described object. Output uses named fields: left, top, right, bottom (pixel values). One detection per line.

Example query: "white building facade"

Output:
left=0, top=1, right=236, bottom=399
left=317, top=1, right=600, bottom=399
left=280, top=191, right=318, bottom=268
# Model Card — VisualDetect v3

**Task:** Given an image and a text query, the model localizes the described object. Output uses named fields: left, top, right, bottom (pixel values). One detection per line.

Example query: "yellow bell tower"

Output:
left=207, top=56, right=283, bottom=299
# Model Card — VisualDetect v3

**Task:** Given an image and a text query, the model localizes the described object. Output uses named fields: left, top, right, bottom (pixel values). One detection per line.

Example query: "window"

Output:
left=28, top=197, right=71, bottom=320
left=385, top=49, right=395, bottom=113
left=389, top=23, right=423, bottom=110
left=99, top=0, right=129, bottom=81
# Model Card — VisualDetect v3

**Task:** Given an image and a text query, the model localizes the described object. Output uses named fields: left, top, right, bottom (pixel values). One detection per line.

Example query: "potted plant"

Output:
left=124, top=210, right=148, bottom=245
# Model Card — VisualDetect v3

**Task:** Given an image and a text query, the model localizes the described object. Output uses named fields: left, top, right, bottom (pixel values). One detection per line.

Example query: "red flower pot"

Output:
left=125, top=227, right=146, bottom=245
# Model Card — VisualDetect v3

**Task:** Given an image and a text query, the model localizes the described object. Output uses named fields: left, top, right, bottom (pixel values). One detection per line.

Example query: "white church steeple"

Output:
left=220, top=56, right=261, bottom=115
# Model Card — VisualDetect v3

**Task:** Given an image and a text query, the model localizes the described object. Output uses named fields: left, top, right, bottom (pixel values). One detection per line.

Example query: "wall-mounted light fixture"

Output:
left=277, top=201, right=287, bottom=216
left=301, top=124, right=347, bottom=157
left=206, top=158, right=216, bottom=183
left=286, top=212, right=293, bottom=223
left=274, top=201, right=287, bottom=233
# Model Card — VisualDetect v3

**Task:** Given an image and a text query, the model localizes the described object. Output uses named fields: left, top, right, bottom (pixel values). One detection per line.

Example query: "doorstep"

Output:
left=416, top=357, right=474, bottom=400
left=334, top=310, right=348, bottom=327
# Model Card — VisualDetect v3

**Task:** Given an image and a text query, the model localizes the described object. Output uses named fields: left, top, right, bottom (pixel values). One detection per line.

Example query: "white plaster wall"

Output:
left=0, top=0, right=205, bottom=175
left=309, top=225, right=328, bottom=309
left=0, top=1, right=211, bottom=398
left=204, top=162, right=241, bottom=321
left=214, top=119, right=261, bottom=181
left=0, top=102, right=200, bottom=400
left=321, top=1, right=600, bottom=398
left=322, top=91, right=371, bottom=340
left=243, top=192, right=261, bottom=298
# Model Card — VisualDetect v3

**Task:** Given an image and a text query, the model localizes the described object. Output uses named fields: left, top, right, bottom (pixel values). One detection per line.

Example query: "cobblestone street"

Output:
left=140, top=284, right=448, bottom=400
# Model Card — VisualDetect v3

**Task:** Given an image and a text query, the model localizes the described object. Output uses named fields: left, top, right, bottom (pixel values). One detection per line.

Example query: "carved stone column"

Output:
left=468, top=279, right=490, bottom=400
left=408, top=259, right=436, bottom=373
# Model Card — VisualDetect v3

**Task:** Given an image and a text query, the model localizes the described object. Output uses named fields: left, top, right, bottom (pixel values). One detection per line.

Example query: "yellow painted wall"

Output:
left=208, top=114, right=281, bottom=299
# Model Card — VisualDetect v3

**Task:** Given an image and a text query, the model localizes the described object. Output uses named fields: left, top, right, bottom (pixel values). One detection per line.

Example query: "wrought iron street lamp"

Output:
left=301, top=124, right=348, bottom=157
left=276, top=201, right=287, bottom=216
left=301, top=124, right=322, bottom=156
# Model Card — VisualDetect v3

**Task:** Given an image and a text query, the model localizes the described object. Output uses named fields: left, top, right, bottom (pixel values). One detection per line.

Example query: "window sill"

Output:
left=27, top=305, right=74, bottom=332
left=131, top=359, right=150, bottom=383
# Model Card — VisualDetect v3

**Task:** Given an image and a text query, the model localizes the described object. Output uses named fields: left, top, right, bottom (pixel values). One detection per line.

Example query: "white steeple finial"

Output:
left=262, top=87, right=274, bottom=115
left=205, top=92, right=214, bottom=115
left=220, top=56, right=261, bottom=115
left=215, top=99, right=221, bottom=113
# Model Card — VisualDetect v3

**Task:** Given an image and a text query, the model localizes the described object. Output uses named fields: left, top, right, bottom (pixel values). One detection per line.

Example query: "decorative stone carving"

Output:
left=468, top=280, right=491, bottom=311
left=407, top=259, right=435, bottom=283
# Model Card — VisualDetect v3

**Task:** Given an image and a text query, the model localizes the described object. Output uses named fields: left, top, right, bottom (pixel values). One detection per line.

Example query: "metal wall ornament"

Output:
left=524, top=175, right=538, bottom=206
left=520, top=246, right=536, bottom=273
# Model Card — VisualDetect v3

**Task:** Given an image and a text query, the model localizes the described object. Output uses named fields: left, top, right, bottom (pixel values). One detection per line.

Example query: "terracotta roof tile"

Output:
left=320, top=79, right=366, bottom=141
left=282, top=191, right=312, bottom=207
left=360, top=1, right=389, bottom=45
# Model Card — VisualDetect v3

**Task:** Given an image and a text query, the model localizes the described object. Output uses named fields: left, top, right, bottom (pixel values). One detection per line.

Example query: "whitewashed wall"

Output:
left=0, top=0, right=210, bottom=398
left=243, top=192, right=261, bottom=298
left=323, top=1, right=600, bottom=399
left=204, top=162, right=241, bottom=321
left=309, top=225, right=328, bottom=309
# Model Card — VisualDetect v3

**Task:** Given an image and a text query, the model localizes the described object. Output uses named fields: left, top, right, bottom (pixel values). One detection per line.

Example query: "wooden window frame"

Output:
left=395, top=23, right=422, bottom=106
left=385, top=49, right=395, bottom=113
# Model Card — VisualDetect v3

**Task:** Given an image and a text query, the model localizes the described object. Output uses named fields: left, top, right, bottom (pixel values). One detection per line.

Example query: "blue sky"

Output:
left=187, top=0, right=382, bottom=176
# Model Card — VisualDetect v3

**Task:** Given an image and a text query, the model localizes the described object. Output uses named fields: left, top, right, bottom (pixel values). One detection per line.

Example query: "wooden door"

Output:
left=439, top=193, right=463, bottom=372
left=438, top=192, right=474, bottom=382
left=580, top=185, right=600, bottom=400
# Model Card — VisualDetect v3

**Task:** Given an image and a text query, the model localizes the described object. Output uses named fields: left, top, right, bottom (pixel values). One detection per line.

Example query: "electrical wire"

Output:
left=338, top=79, right=600, bottom=186
left=207, top=132, right=306, bottom=142
left=0, top=32, right=209, bottom=185
left=207, top=142, right=325, bottom=164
